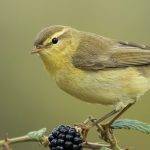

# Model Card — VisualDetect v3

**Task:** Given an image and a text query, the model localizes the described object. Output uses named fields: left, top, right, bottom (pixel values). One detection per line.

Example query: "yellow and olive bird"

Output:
left=32, top=25, right=150, bottom=123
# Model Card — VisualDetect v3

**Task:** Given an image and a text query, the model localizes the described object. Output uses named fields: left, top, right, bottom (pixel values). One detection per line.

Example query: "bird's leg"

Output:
left=76, top=102, right=134, bottom=141
left=98, top=103, right=134, bottom=144
left=104, top=102, right=135, bottom=128
left=90, top=109, right=120, bottom=128
left=88, top=116, right=121, bottom=149
left=75, top=112, right=116, bottom=141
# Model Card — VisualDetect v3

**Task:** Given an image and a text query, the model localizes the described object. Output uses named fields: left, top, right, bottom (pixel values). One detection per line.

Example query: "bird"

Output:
left=32, top=25, right=150, bottom=125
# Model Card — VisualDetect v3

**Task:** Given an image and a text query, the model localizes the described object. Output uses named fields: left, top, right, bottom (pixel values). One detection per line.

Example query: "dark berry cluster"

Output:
left=48, top=125, right=83, bottom=150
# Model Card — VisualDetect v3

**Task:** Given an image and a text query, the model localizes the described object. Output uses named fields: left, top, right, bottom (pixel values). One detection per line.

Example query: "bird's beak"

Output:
left=31, top=47, right=43, bottom=54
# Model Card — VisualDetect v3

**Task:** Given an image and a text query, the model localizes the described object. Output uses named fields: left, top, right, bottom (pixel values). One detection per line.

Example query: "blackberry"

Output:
left=48, top=125, right=83, bottom=150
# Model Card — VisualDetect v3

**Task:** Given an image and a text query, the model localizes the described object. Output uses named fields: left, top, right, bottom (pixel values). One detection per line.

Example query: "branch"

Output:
left=83, top=142, right=110, bottom=149
left=0, top=128, right=111, bottom=150
left=0, top=118, right=149, bottom=150
left=0, top=128, right=47, bottom=147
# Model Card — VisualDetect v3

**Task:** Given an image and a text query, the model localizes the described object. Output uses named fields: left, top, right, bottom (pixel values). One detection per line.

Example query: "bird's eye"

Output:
left=52, top=37, right=59, bottom=44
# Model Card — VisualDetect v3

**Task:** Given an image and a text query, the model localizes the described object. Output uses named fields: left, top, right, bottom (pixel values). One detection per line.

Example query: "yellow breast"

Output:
left=55, top=65, right=150, bottom=106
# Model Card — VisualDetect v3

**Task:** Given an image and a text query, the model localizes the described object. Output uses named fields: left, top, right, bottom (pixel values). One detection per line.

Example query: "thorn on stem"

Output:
left=2, top=134, right=12, bottom=150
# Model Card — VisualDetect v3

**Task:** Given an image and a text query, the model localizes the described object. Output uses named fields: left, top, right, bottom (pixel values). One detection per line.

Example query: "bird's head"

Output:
left=32, top=25, right=80, bottom=74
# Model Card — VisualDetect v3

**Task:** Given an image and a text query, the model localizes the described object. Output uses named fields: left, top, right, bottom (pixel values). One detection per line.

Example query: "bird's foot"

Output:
left=98, top=124, right=121, bottom=149
left=99, top=124, right=111, bottom=142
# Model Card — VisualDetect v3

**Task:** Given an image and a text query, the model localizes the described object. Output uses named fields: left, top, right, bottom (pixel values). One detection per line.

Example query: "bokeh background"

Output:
left=0, top=0, right=150, bottom=149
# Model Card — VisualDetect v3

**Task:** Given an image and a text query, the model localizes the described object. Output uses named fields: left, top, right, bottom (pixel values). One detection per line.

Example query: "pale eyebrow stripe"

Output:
left=43, top=27, right=70, bottom=45
left=51, top=28, right=70, bottom=39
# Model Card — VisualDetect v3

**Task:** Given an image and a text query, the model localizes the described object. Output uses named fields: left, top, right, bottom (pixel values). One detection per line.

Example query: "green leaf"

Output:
left=27, top=128, right=47, bottom=141
left=111, top=119, right=150, bottom=135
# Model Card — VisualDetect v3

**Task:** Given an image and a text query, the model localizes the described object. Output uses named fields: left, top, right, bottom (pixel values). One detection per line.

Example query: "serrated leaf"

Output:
left=111, top=119, right=150, bottom=134
left=27, top=128, right=47, bottom=141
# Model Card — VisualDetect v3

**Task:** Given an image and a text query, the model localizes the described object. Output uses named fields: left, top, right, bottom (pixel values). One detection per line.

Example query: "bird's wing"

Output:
left=72, top=34, right=150, bottom=71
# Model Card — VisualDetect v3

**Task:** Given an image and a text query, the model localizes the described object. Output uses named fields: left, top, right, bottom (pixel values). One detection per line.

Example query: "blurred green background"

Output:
left=0, top=0, right=149, bottom=149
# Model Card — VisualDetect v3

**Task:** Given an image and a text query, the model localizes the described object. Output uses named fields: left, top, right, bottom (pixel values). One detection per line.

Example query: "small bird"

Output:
left=32, top=25, right=150, bottom=124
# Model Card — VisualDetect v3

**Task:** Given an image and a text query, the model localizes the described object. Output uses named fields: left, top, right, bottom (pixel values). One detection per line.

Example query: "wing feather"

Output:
left=72, top=33, right=150, bottom=70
